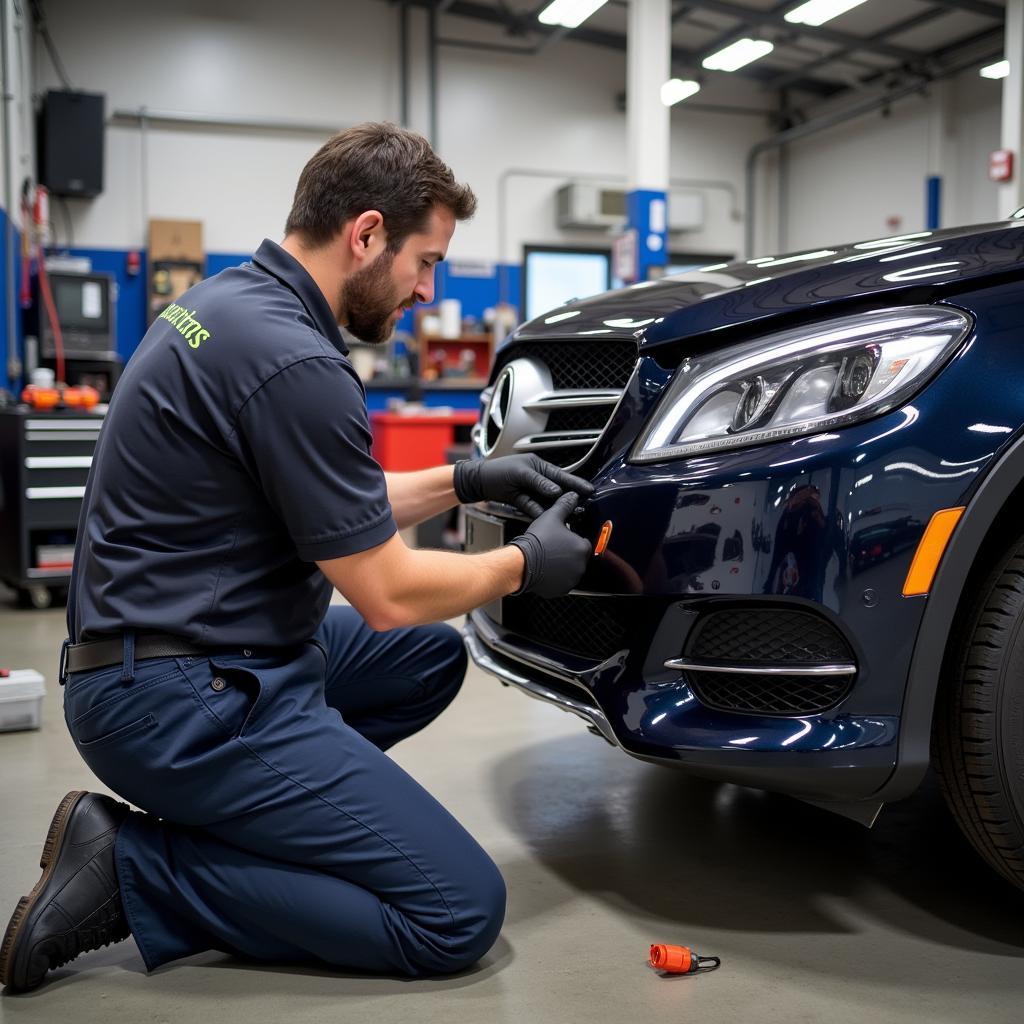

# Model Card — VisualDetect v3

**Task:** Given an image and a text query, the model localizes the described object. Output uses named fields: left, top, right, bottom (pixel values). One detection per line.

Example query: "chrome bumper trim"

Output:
left=522, top=388, right=621, bottom=411
left=664, top=657, right=856, bottom=677
left=512, top=430, right=601, bottom=452
left=463, top=625, right=619, bottom=747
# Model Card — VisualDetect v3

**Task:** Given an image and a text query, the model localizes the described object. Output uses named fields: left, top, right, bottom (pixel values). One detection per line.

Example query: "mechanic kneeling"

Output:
left=0, top=123, right=593, bottom=992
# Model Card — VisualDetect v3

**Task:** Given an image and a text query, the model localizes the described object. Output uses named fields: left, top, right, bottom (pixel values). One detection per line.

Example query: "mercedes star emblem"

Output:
left=482, top=364, right=514, bottom=454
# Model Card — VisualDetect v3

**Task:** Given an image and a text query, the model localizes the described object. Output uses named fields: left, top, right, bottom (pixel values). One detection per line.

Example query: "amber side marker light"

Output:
left=595, top=520, right=613, bottom=556
left=902, top=507, right=965, bottom=597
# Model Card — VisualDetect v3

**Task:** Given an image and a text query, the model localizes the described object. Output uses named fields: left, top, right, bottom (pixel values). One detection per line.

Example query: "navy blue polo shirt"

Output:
left=68, top=239, right=397, bottom=646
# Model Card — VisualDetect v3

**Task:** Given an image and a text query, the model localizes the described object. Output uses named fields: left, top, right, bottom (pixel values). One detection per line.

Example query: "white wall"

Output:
left=782, top=68, right=1005, bottom=253
left=39, top=0, right=401, bottom=253
left=427, top=28, right=766, bottom=262
left=38, top=0, right=767, bottom=261
left=24, top=1, right=1018, bottom=270
left=949, top=72, right=1005, bottom=226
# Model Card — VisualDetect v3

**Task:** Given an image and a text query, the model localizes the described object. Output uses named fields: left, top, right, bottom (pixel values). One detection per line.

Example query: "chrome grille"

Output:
left=480, top=339, right=637, bottom=468
left=501, top=340, right=638, bottom=390
left=545, top=406, right=612, bottom=432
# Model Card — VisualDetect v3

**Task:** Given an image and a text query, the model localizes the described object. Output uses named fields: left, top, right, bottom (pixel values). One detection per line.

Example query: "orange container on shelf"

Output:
left=371, top=411, right=479, bottom=472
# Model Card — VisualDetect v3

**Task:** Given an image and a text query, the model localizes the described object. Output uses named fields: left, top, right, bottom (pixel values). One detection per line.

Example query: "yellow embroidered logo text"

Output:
left=159, top=304, right=212, bottom=348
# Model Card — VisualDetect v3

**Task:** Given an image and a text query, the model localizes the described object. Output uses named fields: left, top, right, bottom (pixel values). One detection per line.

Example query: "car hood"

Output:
left=510, top=219, right=1024, bottom=350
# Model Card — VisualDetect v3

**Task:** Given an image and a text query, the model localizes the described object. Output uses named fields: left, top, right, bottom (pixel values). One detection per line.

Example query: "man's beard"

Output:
left=341, top=250, right=407, bottom=345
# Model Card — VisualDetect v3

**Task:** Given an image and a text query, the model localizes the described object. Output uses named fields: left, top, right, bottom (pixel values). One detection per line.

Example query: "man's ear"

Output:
left=349, top=210, right=386, bottom=261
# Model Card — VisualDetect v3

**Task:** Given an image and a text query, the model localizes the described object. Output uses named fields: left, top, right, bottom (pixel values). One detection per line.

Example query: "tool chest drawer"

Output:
left=0, top=408, right=105, bottom=606
left=23, top=418, right=103, bottom=455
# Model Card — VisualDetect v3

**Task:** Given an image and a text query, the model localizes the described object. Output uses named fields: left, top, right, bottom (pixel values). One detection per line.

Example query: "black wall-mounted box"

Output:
left=37, top=90, right=105, bottom=198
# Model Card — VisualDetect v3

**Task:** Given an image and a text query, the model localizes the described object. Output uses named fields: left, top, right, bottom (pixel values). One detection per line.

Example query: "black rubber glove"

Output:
left=454, top=454, right=595, bottom=519
left=509, top=492, right=592, bottom=598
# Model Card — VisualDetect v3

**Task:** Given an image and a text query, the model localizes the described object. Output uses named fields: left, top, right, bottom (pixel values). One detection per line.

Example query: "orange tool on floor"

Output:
left=649, top=943, right=721, bottom=975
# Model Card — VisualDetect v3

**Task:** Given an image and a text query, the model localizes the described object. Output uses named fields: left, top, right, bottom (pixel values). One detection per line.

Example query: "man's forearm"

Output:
left=383, top=466, right=458, bottom=529
left=377, top=544, right=524, bottom=628
left=317, top=534, right=524, bottom=630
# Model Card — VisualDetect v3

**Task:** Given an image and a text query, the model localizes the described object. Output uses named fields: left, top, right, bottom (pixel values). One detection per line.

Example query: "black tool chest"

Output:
left=0, top=408, right=104, bottom=608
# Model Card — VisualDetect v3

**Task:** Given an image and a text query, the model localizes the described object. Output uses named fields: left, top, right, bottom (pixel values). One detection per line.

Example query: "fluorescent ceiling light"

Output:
left=538, top=0, right=608, bottom=29
left=784, top=0, right=869, bottom=27
left=702, top=39, right=774, bottom=73
left=980, top=60, right=1010, bottom=80
left=661, top=78, right=701, bottom=106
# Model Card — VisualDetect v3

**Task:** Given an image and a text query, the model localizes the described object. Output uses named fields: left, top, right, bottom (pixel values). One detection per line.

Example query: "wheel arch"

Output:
left=875, top=429, right=1024, bottom=802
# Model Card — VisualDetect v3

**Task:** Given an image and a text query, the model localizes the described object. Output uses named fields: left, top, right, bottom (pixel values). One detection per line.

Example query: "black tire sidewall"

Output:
left=937, top=540, right=1024, bottom=889
left=999, top=620, right=1024, bottom=829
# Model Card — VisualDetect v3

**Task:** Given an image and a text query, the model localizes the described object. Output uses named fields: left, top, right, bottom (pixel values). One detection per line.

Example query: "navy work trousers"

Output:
left=62, top=607, right=505, bottom=976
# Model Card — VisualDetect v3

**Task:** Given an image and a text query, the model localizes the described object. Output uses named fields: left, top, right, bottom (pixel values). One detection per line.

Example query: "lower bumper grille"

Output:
left=687, top=671, right=852, bottom=716
left=688, top=607, right=853, bottom=663
left=682, top=607, right=856, bottom=716
left=501, top=594, right=643, bottom=660
left=493, top=596, right=857, bottom=717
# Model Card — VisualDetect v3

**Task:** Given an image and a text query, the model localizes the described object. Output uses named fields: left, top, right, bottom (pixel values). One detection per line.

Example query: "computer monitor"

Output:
left=38, top=271, right=115, bottom=360
left=522, top=246, right=611, bottom=323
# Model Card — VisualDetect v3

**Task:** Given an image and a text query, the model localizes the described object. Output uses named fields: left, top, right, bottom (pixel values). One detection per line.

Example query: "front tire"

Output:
left=933, top=536, right=1024, bottom=891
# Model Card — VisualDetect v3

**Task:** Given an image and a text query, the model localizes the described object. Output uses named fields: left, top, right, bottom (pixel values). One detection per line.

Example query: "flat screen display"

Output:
left=523, top=248, right=610, bottom=323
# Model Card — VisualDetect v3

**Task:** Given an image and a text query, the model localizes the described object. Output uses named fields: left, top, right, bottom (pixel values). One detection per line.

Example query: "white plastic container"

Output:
left=0, top=670, right=46, bottom=732
left=439, top=298, right=462, bottom=339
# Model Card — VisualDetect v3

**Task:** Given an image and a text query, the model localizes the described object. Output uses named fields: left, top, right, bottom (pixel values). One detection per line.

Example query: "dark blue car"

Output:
left=463, top=216, right=1024, bottom=893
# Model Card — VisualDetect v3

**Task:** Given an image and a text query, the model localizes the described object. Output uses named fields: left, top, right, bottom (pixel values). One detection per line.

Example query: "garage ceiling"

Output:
left=395, top=0, right=1006, bottom=105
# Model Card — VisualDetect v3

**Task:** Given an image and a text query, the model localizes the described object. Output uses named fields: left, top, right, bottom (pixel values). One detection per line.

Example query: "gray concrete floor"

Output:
left=1, top=592, right=1023, bottom=1024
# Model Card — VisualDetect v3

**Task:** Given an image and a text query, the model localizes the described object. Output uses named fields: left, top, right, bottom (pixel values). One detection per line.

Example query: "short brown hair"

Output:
left=285, top=122, right=476, bottom=251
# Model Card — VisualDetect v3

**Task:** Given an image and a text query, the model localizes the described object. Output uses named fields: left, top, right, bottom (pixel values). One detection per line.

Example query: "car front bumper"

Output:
left=462, top=387, right=995, bottom=812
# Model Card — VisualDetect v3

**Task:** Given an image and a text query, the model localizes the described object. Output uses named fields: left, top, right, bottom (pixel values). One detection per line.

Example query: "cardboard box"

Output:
left=148, top=219, right=203, bottom=263
left=148, top=219, right=205, bottom=322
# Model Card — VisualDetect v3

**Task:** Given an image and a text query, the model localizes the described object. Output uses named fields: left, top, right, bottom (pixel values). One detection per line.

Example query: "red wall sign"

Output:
left=989, top=149, right=1014, bottom=183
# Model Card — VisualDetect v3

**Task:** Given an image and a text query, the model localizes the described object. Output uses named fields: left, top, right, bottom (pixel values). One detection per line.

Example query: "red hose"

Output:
left=35, top=247, right=65, bottom=386
left=19, top=192, right=32, bottom=309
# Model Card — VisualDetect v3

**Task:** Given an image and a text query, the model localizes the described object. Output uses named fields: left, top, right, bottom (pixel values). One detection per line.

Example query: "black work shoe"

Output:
left=0, top=790, right=132, bottom=992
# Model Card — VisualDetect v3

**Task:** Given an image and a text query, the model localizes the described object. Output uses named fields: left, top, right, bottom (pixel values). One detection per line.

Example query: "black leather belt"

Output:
left=64, top=633, right=209, bottom=675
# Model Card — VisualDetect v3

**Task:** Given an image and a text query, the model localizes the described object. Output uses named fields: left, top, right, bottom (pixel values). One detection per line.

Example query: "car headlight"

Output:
left=630, top=306, right=972, bottom=463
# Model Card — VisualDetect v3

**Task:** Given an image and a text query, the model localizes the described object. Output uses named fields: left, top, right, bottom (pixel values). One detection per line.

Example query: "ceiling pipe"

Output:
left=110, top=108, right=343, bottom=135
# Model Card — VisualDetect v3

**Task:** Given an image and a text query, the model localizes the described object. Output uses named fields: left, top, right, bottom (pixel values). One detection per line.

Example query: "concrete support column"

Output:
left=999, top=0, right=1024, bottom=215
left=625, top=0, right=670, bottom=282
